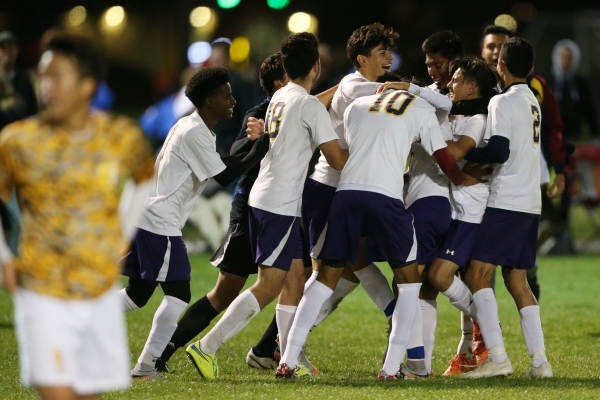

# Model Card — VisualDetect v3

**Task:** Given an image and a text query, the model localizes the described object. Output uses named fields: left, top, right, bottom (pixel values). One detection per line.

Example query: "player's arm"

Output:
left=319, top=139, right=348, bottom=171
left=463, top=135, right=510, bottom=164
left=446, top=136, right=477, bottom=162
left=213, top=134, right=270, bottom=186
left=343, top=80, right=382, bottom=100
left=315, top=84, right=339, bottom=109
left=377, top=82, right=452, bottom=114
left=230, top=105, right=267, bottom=155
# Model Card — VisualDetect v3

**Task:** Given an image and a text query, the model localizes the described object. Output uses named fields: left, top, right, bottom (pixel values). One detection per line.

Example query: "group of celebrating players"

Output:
left=0, top=20, right=560, bottom=400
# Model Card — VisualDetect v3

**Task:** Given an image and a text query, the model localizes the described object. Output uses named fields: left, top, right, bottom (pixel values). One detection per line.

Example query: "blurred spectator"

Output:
left=0, top=31, right=38, bottom=129
left=312, top=43, right=338, bottom=94
left=548, top=39, right=599, bottom=141
left=91, top=81, right=115, bottom=112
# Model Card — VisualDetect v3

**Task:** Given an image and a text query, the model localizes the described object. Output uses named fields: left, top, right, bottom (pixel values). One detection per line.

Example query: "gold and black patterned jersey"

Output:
left=0, top=113, right=155, bottom=299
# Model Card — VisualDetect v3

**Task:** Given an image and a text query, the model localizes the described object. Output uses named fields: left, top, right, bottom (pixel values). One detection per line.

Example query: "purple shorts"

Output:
left=408, top=196, right=452, bottom=265
left=319, top=190, right=417, bottom=265
left=248, top=206, right=303, bottom=271
left=302, top=178, right=337, bottom=259
left=123, top=228, right=191, bottom=281
left=436, top=219, right=479, bottom=273
left=470, top=207, right=539, bottom=270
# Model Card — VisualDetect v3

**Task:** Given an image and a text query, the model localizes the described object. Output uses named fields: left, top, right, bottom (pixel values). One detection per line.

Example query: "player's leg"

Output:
left=276, top=258, right=305, bottom=356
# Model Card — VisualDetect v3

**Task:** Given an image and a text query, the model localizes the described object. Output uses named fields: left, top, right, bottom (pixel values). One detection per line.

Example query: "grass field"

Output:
left=1, top=254, right=599, bottom=399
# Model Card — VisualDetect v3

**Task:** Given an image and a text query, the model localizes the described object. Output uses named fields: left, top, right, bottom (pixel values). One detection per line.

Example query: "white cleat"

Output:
left=131, top=362, right=166, bottom=380
left=246, top=348, right=278, bottom=370
left=525, top=361, right=553, bottom=378
left=460, top=357, right=513, bottom=379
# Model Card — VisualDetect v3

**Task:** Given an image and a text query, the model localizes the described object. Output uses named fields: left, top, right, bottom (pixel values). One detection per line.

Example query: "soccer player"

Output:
left=278, top=81, right=481, bottom=379
left=423, top=56, right=500, bottom=375
left=0, top=32, right=155, bottom=400
left=461, top=37, right=552, bottom=379
left=481, top=25, right=567, bottom=299
left=185, top=32, right=347, bottom=380
left=122, top=67, right=270, bottom=379
left=148, top=53, right=287, bottom=373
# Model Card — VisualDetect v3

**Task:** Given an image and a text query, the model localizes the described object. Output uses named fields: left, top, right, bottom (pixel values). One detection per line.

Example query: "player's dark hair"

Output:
left=259, top=53, right=285, bottom=97
left=280, top=32, right=319, bottom=80
left=450, top=56, right=500, bottom=98
left=45, top=33, right=105, bottom=83
left=185, top=67, right=230, bottom=109
left=422, top=30, right=463, bottom=60
left=376, top=72, right=402, bottom=83
left=483, top=25, right=513, bottom=38
left=498, top=37, right=534, bottom=78
left=346, top=23, right=399, bottom=69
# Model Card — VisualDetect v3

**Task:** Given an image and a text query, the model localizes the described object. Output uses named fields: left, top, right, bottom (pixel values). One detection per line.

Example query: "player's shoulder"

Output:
left=0, top=116, right=44, bottom=147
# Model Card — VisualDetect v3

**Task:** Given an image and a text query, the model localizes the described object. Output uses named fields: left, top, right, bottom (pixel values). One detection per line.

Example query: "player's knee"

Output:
left=321, top=259, right=346, bottom=268
left=160, top=281, right=191, bottom=303
left=125, top=278, right=158, bottom=308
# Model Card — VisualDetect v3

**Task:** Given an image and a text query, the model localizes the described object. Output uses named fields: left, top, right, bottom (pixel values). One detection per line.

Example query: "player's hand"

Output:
left=546, top=173, right=565, bottom=199
left=461, top=162, right=492, bottom=186
left=246, top=117, right=265, bottom=141
left=2, top=260, right=17, bottom=296
left=377, top=81, right=409, bottom=93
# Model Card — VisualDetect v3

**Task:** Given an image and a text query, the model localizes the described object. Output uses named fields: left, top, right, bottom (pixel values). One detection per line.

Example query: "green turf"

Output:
left=1, top=254, right=599, bottom=399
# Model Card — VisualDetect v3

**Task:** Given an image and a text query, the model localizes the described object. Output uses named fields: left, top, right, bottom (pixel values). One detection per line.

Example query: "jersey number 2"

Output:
left=531, top=105, right=540, bottom=144
left=266, top=102, right=286, bottom=140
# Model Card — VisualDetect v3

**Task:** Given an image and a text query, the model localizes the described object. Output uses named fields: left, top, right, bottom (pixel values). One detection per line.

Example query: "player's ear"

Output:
left=357, top=54, right=366, bottom=68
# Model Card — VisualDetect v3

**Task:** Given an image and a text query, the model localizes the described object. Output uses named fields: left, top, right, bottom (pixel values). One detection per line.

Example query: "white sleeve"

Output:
left=418, top=112, right=448, bottom=156
left=459, top=115, right=487, bottom=145
left=0, top=214, right=13, bottom=264
left=488, top=96, right=512, bottom=140
left=303, top=98, right=340, bottom=146
left=407, top=83, right=452, bottom=114
left=341, top=80, right=382, bottom=100
left=181, top=128, right=226, bottom=182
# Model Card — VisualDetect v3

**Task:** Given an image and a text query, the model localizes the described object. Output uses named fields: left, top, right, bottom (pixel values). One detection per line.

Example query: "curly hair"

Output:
left=185, top=67, right=230, bottom=109
left=347, top=23, right=399, bottom=68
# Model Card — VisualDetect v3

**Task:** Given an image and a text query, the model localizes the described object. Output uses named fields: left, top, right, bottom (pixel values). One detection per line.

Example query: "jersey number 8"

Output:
left=531, top=104, right=540, bottom=144
left=368, top=91, right=415, bottom=116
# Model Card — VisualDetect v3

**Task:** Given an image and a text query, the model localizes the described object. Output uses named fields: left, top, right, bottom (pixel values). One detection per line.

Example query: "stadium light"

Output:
left=267, top=0, right=290, bottom=10
left=67, top=6, right=87, bottom=27
left=217, top=0, right=241, bottom=9
left=287, top=12, right=318, bottom=34
left=494, top=14, right=518, bottom=32
left=188, top=41, right=212, bottom=66
left=190, top=7, right=214, bottom=28
left=104, top=6, right=126, bottom=28
left=230, top=36, right=250, bottom=63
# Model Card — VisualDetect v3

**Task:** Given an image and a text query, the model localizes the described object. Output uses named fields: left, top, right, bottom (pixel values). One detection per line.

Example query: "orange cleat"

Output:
left=472, top=321, right=488, bottom=365
left=442, top=353, right=478, bottom=376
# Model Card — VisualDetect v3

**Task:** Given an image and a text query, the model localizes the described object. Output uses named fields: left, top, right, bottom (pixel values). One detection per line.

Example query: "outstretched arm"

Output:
left=319, top=139, right=348, bottom=171
left=446, top=136, right=477, bottom=162
left=315, top=84, right=339, bottom=109
left=464, top=135, right=510, bottom=164
left=213, top=134, right=270, bottom=186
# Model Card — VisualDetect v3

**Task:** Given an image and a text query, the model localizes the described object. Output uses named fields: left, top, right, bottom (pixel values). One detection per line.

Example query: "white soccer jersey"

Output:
left=448, top=114, right=490, bottom=223
left=136, top=112, right=226, bottom=236
left=485, top=83, right=542, bottom=214
left=249, top=83, right=339, bottom=217
left=404, top=83, right=453, bottom=207
left=310, top=72, right=381, bottom=187
left=338, top=90, right=447, bottom=201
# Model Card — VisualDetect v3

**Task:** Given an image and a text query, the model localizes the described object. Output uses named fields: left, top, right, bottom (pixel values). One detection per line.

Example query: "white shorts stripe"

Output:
left=157, top=237, right=172, bottom=282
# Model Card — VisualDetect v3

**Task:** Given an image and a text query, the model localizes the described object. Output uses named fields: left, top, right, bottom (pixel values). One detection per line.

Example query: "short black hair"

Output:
left=346, top=23, right=399, bottom=69
left=498, top=37, right=534, bottom=78
left=375, top=73, right=428, bottom=87
left=483, top=25, right=513, bottom=38
left=45, top=33, right=105, bottom=83
left=185, top=67, right=230, bottom=109
left=280, top=32, right=319, bottom=80
left=259, top=53, right=285, bottom=97
left=422, top=30, right=463, bottom=60
left=449, top=56, right=500, bottom=97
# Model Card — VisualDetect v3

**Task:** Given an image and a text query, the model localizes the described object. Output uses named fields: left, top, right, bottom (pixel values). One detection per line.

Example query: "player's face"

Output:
left=364, top=44, right=393, bottom=78
left=425, top=53, right=450, bottom=89
left=38, top=51, right=95, bottom=124
left=481, top=33, right=509, bottom=66
left=560, top=47, right=572, bottom=72
left=211, top=83, right=236, bottom=120
left=447, top=68, right=474, bottom=102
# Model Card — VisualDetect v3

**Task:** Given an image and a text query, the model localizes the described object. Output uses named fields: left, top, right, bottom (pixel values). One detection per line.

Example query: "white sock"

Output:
left=382, top=283, right=421, bottom=376
left=119, top=288, right=139, bottom=312
left=276, top=304, right=297, bottom=355
left=472, top=288, right=507, bottom=363
left=137, top=296, right=188, bottom=366
left=407, top=302, right=424, bottom=357
left=520, top=305, right=548, bottom=367
left=354, top=263, right=395, bottom=312
left=421, top=299, right=437, bottom=373
left=200, top=290, right=261, bottom=355
left=304, top=271, right=319, bottom=294
left=457, top=312, right=474, bottom=357
left=280, top=281, right=333, bottom=367
left=442, top=276, right=473, bottom=318
left=313, top=277, right=357, bottom=328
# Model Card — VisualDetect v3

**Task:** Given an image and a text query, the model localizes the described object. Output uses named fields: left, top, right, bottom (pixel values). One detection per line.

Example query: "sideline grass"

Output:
left=0, top=255, right=599, bottom=399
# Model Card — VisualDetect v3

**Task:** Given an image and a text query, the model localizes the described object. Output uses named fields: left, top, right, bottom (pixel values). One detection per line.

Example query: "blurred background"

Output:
left=1, top=0, right=600, bottom=254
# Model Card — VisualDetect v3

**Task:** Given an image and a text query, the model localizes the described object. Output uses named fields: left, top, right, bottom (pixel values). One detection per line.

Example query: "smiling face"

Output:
left=208, top=83, right=236, bottom=121
left=359, top=43, right=394, bottom=81
left=425, top=52, right=451, bottom=89
left=447, top=68, right=477, bottom=102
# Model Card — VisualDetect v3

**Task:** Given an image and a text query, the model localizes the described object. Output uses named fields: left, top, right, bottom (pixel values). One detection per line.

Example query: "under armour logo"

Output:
left=446, top=249, right=455, bottom=255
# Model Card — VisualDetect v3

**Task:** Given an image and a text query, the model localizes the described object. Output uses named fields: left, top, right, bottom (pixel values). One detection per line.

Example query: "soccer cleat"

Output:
left=246, top=347, right=278, bottom=370
left=525, top=362, right=553, bottom=378
left=400, top=361, right=430, bottom=379
left=472, top=321, right=488, bottom=364
left=186, top=342, right=218, bottom=380
left=298, top=346, right=320, bottom=375
left=154, top=357, right=169, bottom=373
left=442, top=353, right=478, bottom=376
left=377, top=369, right=406, bottom=380
left=460, top=357, right=513, bottom=379
left=131, top=362, right=166, bottom=381
left=275, top=363, right=297, bottom=379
